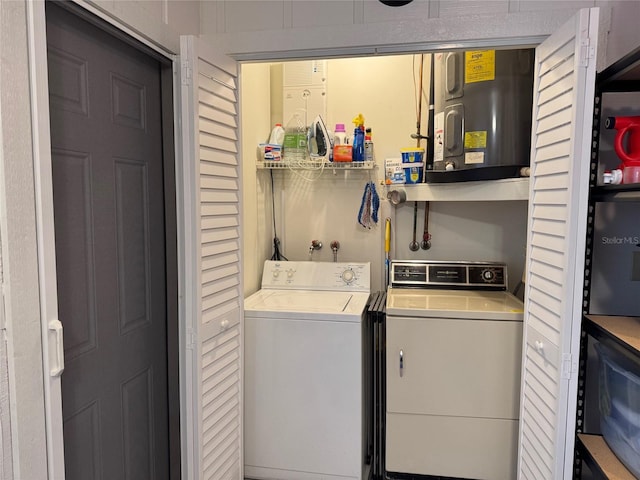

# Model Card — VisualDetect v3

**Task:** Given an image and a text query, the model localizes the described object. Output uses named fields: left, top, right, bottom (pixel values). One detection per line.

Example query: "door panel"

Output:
left=179, top=36, right=242, bottom=480
left=46, top=4, right=170, bottom=479
left=519, top=7, right=600, bottom=479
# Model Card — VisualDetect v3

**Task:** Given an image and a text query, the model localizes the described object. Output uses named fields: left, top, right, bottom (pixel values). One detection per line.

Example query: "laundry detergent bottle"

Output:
left=352, top=113, right=365, bottom=162
left=269, top=123, right=285, bottom=145
left=334, top=123, right=348, bottom=145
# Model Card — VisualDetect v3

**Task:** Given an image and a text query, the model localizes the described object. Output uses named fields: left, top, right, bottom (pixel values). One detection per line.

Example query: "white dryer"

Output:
left=244, top=260, right=372, bottom=480
left=385, top=260, right=524, bottom=480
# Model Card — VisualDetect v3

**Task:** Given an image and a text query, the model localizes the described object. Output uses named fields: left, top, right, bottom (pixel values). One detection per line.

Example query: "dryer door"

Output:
left=385, top=314, right=522, bottom=480
left=386, top=315, right=522, bottom=418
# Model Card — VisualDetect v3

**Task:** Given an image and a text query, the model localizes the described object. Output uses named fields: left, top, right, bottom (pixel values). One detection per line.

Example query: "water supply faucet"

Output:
left=309, top=240, right=322, bottom=259
left=330, top=241, right=340, bottom=262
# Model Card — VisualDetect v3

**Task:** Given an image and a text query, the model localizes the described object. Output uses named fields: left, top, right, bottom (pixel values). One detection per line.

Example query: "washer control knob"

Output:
left=286, top=269, right=295, bottom=278
left=272, top=270, right=280, bottom=278
left=341, top=269, right=355, bottom=284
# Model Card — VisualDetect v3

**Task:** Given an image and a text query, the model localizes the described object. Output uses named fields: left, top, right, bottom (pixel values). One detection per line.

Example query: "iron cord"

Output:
left=270, top=169, right=287, bottom=261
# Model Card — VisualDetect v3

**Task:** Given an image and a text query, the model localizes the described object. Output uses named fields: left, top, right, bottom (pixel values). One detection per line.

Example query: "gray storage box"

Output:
left=596, top=343, right=640, bottom=478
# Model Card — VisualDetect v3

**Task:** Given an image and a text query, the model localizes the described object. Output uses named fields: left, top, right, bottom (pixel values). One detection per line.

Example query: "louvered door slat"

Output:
left=200, top=176, right=238, bottom=190
left=538, top=59, right=575, bottom=91
left=527, top=310, right=561, bottom=345
left=535, top=141, right=571, bottom=163
left=201, top=190, right=239, bottom=204
left=532, top=204, right=568, bottom=221
left=537, top=108, right=573, bottom=133
left=203, top=263, right=239, bottom=282
left=534, top=172, right=571, bottom=190
left=200, top=116, right=237, bottom=139
left=201, top=149, right=237, bottom=166
left=199, top=133, right=238, bottom=153
left=200, top=104, right=237, bottom=129
left=538, top=90, right=574, bottom=118
left=528, top=274, right=562, bottom=303
left=532, top=188, right=569, bottom=205
left=202, top=204, right=239, bottom=217
left=523, top=388, right=555, bottom=433
left=180, top=35, right=242, bottom=480
left=202, top=227, right=239, bottom=244
left=535, top=157, right=570, bottom=176
left=201, top=163, right=238, bottom=179
left=199, top=90, right=237, bottom=117
left=202, top=253, right=239, bottom=272
left=536, top=123, right=573, bottom=147
left=202, top=278, right=240, bottom=300
left=519, top=8, right=600, bottom=479
left=531, top=232, right=565, bottom=255
left=202, top=216, right=239, bottom=230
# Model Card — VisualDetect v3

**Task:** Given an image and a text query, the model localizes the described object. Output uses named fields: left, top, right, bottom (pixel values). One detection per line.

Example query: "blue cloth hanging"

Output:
left=357, top=181, right=379, bottom=229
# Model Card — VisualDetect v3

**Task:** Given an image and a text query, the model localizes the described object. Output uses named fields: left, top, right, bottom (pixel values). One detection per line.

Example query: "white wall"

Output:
left=241, top=63, right=274, bottom=294
left=202, top=0, right=590, bottom=58
left=203, top=1, right=640, bottom=74
left=0, top=243, right=11, bottom=480
left=604, top=0, right=640, bottom=68
left=0, top=2, right=49, bottom=478
left=87, top=0, right=200, bottom=53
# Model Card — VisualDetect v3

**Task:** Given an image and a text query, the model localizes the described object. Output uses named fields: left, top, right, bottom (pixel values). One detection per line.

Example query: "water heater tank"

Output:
left=427, top=49, right=534, bottom=183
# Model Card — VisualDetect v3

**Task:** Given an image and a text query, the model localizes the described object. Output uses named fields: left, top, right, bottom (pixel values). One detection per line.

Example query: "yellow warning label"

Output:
left=464, top=131, right=487, bottom=149
left=465, top=50, right=495, bottom=84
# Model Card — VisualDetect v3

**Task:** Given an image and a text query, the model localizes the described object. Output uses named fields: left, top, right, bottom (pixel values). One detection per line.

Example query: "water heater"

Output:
left=427, top=49, right=534, bottom=183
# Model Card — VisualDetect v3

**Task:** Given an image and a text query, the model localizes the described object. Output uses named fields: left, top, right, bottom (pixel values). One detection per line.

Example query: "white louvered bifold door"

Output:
left=518, top=8, right=600, bottom=480
left=179, top=36, right=242, bottom=480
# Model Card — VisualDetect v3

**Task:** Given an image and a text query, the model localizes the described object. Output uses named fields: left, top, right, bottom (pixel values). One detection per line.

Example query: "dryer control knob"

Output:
left=341, top=269, right=355, bottom=284
left=481, top=269, right=496, bottom=282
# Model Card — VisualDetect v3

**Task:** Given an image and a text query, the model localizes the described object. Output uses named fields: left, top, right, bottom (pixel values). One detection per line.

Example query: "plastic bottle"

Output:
left=365, top=127, right=374, bottom=162
left=334, top=123, right=348, bottom=146
left=268, top=123, right=285, bottom=145
left=283, top=113, right=308, bottom=163
left=352, top=114, right=365, bottom=162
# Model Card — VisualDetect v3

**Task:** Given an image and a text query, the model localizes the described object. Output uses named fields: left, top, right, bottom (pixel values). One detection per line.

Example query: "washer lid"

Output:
left=244, top=289, right=369, bottom=322
left=386, top=288, right=524, bottom=321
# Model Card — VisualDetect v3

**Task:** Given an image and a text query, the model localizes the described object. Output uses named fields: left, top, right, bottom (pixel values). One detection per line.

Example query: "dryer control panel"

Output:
left=262, top=260, right=371, bottom=292
left=391, top=260, right=507, bottom=290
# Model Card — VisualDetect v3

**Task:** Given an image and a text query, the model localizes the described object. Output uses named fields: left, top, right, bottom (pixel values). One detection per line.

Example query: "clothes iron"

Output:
left=308, top=115, right=331, bottom=158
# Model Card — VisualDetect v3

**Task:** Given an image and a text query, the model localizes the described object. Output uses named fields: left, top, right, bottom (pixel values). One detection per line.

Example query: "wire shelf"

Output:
left=257, top=160, right=376, bottom=170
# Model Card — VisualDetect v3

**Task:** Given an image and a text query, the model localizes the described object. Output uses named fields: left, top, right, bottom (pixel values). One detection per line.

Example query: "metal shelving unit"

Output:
left=577, top=434, right=637, bottom=480
left=575, top=45, right=640, bottom=479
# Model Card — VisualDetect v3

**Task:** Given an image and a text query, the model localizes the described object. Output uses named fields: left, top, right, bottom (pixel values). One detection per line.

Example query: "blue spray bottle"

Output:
left=352, top=113, right=365, bottom=162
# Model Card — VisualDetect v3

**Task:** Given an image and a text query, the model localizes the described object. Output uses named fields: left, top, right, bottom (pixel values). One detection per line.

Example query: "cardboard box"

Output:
left=385, top=157, right=405, bottom=184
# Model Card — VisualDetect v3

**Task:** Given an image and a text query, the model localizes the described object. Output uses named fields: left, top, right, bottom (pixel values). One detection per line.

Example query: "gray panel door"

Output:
left=46, top=5, right=170, bottom=479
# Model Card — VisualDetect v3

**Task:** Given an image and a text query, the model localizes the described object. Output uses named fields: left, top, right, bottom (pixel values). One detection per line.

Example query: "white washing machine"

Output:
left=244, top=260, right=372, bottom=480
left=385, top=260, right=524, bottom=480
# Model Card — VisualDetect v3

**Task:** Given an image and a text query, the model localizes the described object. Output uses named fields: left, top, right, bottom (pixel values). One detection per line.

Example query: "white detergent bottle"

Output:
left=269, top=123, right=285, bottom=145
left=334, top=123, right=348, bottom=145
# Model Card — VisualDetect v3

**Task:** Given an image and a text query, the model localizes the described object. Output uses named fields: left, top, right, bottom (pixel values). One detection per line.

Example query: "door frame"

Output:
left=26, top=1, right=182, bottom=478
